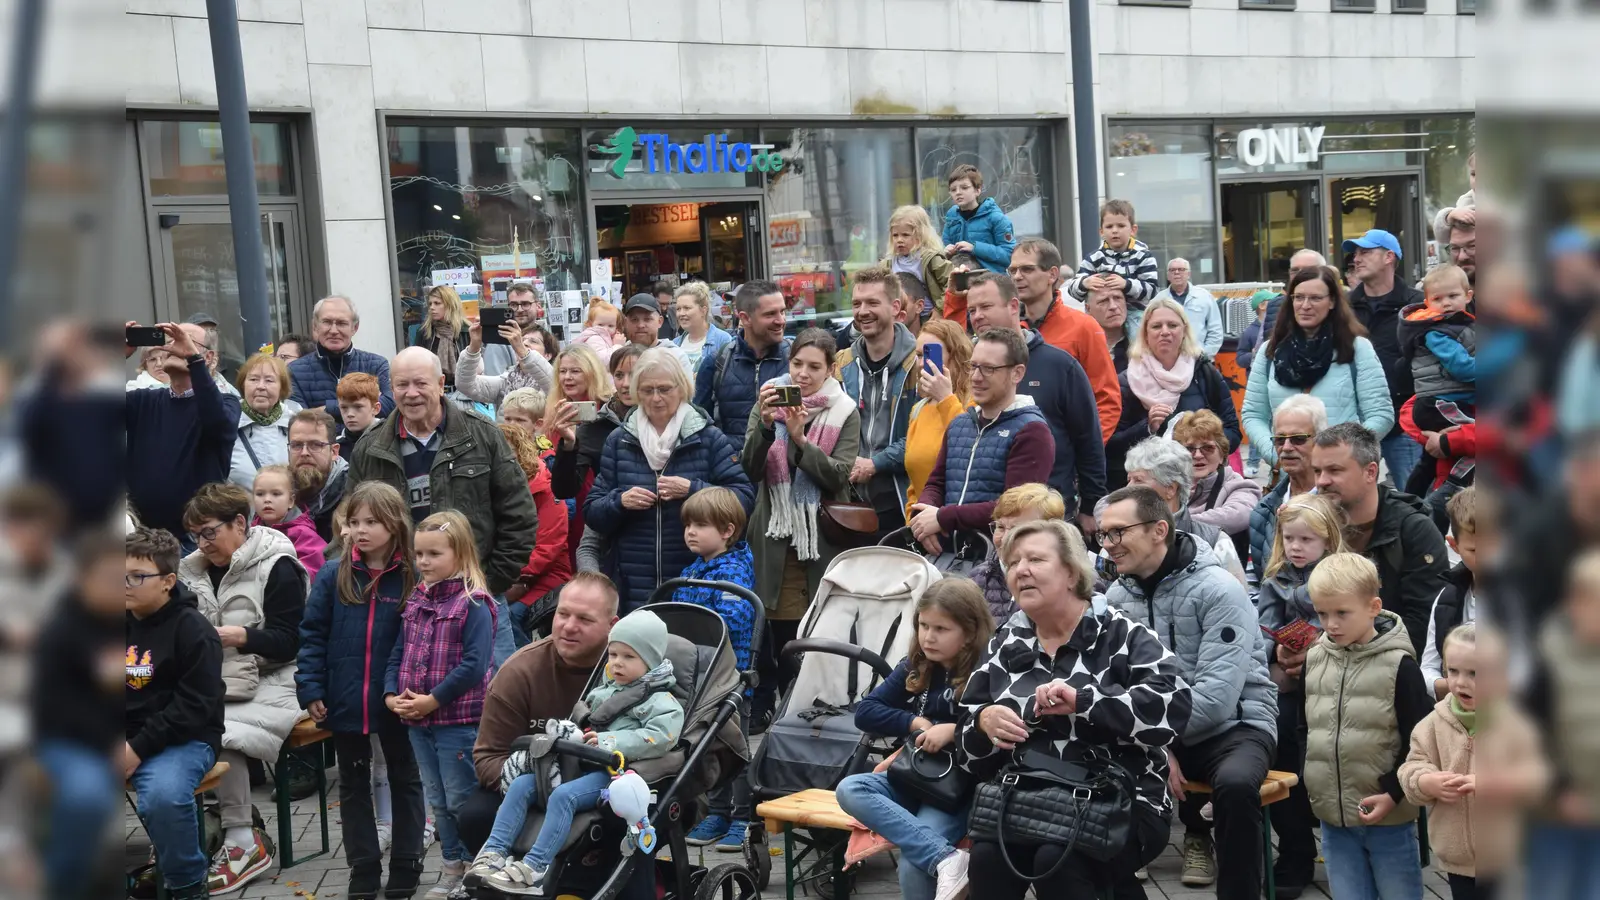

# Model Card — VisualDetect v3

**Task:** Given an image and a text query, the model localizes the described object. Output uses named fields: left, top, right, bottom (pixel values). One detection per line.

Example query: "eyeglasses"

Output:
left=970, top=362, right=1021, bottom=379
left=125, top=572, right=163, bottom=588
left=289, top=440, right=331, bottom=453
left=189, top=522, right=231, bottom=544
left=508, top=300, right=536, bottom=309
left=1290, top=293, right=1330, bottom=305
left=1272, top=433, right=1313, bottom=447
left=1005, top=265, right=1042, bottom=277
left=636, top=385, right=676, bottom=398
left=318, top=318, right=355, bottom=330
left=1445, top=242, right=1476, bottom=255
left=1184, top=442, right=1220, bottom=457
left=1093, top=521, right=1158, bottom=548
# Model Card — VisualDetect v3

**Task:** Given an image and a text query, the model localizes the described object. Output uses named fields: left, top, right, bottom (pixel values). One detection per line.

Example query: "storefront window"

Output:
left=143, top=120, right=294, bottom=197
left=763, top=128, right=915, bottom=326
left=1421, top=116, right=1476, bottom=237
left=914, top=126, right=1056, bottom=243
left=1321, top=120, right=1413, bottom=173
left=1107, top=123, right=1221, bottom=283
left=586, top=126, right=761, bottom=191
left=387, top=124, right=587, bottom=336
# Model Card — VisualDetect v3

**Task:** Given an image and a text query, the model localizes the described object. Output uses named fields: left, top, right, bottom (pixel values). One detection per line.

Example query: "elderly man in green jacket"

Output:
left=349, top=346, right=538, bottom=665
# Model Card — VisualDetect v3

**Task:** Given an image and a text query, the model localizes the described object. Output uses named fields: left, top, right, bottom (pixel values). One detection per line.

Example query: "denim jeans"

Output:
left=491, top=596, right=520, bottom=669
left=36, top=739, right=119, bottom=899
left=409, top=724, right=480, bottom=863
left=1319, top=820, right=1423, bottom=900
left=483, top=770, right=609, bottom=869
left=128, top=740, right=217, bottom=890
left=1381, top=432, right=1423, bottom=492
left=836, top=773, right=965, bottom=900
left=1524, top=823, right=1600, bottom=900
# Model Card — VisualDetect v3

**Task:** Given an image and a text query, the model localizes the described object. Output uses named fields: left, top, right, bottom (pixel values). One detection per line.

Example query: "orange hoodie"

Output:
left=1023, top=294, right=1120, bottom=442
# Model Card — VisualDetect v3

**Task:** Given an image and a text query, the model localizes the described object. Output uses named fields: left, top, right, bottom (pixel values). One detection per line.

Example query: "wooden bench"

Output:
left=273, top=718, right=333, bottom=868
left=125, top=761, right=231, bottom=900
left=1183, top=770, right=1301, bottom=899
left=757, top=789, right=861, bottom=900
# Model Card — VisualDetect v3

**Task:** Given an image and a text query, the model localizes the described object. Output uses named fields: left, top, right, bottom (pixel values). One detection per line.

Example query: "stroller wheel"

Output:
left=693, top=863, right=760, bottom=900
left=743, top=823, right=772, bottom=889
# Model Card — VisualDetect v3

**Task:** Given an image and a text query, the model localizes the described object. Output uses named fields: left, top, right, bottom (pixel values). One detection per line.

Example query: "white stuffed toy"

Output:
left=603, top=770, right=657, bottom=856
left=498, top=717, right=585, bottom=796
left=545, top=718, right=583, bottom=791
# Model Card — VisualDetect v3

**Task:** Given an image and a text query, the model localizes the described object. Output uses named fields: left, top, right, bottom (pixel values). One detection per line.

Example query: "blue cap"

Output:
left=1547, top=225, right=1593, bottom=260
left=1341, top=229, right=1402, bottom=260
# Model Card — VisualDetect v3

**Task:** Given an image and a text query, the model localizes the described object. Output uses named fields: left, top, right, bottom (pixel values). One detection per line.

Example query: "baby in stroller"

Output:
left=468, top=610, right=685, bottom=896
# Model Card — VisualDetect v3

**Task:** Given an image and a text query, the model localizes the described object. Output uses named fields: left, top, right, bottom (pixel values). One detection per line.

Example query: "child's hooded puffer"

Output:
left=675, top=541, right=757, bottom=673
left=579, top=609, right=686, bottom=762
left=258, top=508, right=327, bottom=578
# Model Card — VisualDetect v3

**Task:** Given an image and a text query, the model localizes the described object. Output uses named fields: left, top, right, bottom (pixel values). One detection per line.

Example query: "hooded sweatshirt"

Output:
left=837, top=323, right=920, bottom=521
left=125, top=583, right=226, bottom=760
left=258, top=508, right=328, bottom=578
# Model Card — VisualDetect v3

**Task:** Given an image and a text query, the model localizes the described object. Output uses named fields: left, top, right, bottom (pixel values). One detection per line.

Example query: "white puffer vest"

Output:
left=180, top=526, right=308, bottom=760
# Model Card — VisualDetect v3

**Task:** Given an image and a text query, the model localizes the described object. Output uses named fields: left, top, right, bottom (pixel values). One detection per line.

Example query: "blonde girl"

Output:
left=572, top=298, right=623, bottom=363
left=251, top=463, right=327, bottom=576
left=884, top=205, right=954, bottom=314
left=902, top=319, right=974, bottom=516
left=836, top=577, right=994, bottom=900
left=385, top=509, right=496, bottom=893
left=672, top=281, right=734, bottom=372
left=1260, top=492, right=1347, bottom=630
left=411, top=285, right=470, bottom=388
left=297, top=481, right=426, bottom=898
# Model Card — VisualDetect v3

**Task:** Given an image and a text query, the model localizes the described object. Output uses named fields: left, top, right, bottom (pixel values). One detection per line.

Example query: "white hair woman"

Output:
left=1106, top=296, right=1241, bottom=494
left=1095, top=436, right=1249, bottom=587
left=583, top=347, right=755, bottom=612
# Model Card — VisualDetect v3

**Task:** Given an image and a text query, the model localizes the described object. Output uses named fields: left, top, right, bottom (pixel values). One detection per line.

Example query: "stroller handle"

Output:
left=878, top=525, right=995, bottom=560
left=551, top=738, right=627, bottom=773
left=647, top=578, right=766, bottom=671
left=778, top=637, right=894, bottom=681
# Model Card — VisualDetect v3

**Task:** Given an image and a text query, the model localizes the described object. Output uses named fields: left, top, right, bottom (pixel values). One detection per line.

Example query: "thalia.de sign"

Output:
left=592, top=126, right=786, bottom=179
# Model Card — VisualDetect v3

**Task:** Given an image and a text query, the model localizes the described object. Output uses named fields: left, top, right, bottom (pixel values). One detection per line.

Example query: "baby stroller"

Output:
left=877, top=526, right=995, bottom=579
left=744, top=543, right=945, bottom=893
left=471, top=579, right=763, bottom=900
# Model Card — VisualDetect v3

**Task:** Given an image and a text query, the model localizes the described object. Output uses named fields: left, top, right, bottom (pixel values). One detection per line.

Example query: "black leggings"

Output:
left=969, top=801, right=1169, bottom=900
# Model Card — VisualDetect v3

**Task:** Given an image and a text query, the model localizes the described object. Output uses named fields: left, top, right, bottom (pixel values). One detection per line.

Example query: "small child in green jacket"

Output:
left=469, top=609, right=685, bottom=896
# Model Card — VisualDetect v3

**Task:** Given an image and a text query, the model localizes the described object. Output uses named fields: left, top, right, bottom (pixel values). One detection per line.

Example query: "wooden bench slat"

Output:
left=756, top=788, right=861, bottom=834
left=1182, top=770, right=1299, bottom=803
left=286, top=717, right=332, bottom=749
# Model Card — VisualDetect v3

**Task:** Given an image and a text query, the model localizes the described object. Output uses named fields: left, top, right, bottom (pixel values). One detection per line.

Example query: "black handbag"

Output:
left=966, top=745, right=1136, bottom=882
left=885, top=690, right=971, bottom=813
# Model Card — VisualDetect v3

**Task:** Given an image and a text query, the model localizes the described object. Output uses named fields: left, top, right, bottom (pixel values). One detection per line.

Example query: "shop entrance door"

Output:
left=595, top=200, right=762, bottom=299
left=1220, top=180, right=1320, bottom=284
left=153, top=206, right=309, bottom=365
left=1325, top=175, right=1420, bottom=283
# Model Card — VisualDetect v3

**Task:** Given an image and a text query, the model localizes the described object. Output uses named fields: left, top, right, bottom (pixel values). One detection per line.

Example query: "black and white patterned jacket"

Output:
left=958, top=601, right=1192, bottom=813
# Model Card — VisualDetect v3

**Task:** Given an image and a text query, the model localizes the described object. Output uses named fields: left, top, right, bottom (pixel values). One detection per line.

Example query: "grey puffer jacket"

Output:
left=1105, top=533, right=1278, bottom=746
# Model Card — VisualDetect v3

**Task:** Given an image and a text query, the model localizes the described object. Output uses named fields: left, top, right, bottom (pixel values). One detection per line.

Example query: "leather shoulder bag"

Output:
left=820, top=484, right=879, bottom=548
left=885, top=687, right=971, bottom=813
left=966, top=744, right=1136, bottom=882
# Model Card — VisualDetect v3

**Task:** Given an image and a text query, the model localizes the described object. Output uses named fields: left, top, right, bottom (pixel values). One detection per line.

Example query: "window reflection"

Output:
left=143, top=121, right=293, bottom=197
left=915, top=126, right=1055, bottom=242
left=1108, top=123, right=1220, bottom=282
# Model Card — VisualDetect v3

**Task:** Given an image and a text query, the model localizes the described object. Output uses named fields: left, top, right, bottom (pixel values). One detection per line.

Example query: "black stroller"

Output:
left=470, top=579, right=764, bottom=900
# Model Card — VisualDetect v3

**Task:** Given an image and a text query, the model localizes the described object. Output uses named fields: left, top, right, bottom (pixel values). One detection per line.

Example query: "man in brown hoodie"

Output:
left=458, top=573, right=618, bottom=852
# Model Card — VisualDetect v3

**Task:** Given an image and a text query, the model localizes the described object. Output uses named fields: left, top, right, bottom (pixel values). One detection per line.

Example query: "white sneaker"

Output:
left=487, top=858, right=548, bottom=896
left=934, top=848, right=969, bottom=900
left=376, top=820, right=393, bottom=854
left=465, top=850, right=508, bottom=887
left=422, top=817, right=436, bottom=849
left=1134, top=867, right=1149, bottom=882
left=426, top=861, right=465, bottom=899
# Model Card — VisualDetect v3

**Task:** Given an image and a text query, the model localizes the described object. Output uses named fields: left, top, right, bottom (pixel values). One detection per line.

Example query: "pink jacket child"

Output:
left=571, top=325, right=618, bottom=364
left=256, top=508, right=327, bottom=577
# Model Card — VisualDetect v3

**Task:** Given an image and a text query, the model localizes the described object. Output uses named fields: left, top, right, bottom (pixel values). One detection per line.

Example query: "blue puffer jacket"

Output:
left=1241, top=336, right=1394, bottom=466
left=941, top=198, right=1017, bottom=274
left=693, top=332, right=790, bottom=447
left=288, top=345, right=395, bottom=420
left=942, top=399, right=1048, bottom=506
left=584, top=405, right=756, bottom=612
left=295, top=550, right=410, bottom=735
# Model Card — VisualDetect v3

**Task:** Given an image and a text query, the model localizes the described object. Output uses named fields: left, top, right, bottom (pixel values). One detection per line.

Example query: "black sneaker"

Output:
left=349, top=861, right=383, bottom=900
left=385, top=858, right=425, bottom=899
left=1271, top=864, right=1313, bottom=900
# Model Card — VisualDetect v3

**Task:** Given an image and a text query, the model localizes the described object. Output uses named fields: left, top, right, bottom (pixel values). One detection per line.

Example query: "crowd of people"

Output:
left=76, top=155, right=1600, bottom=900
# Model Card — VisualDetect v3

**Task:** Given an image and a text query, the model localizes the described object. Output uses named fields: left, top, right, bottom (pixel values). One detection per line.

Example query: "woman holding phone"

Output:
left=901, top=320, right=973, bottom=516
left=742, top=327, right=862, bottom=655
left=549, top=344, right=641, bottom=569
left=455, top=313, right=554, bottom=411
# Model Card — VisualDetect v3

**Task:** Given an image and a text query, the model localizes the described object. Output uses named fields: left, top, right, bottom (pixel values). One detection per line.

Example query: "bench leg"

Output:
left=274, top=751, right=295, bottom=869
left=1263, top=804, right=1276, bottom=900
left=315, top=752, right=330, bottom=857
left=832, top=838, right=851, bottom=900
left=783, top=824, right=796, bottom=900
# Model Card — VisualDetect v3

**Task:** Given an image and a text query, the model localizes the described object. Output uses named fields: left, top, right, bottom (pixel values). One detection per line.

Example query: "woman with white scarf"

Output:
left=741, top=327, right=862, bottom=654
left=1105, top=296, right=1240, bottom=495
left=584, top=348, right=754, bottom=612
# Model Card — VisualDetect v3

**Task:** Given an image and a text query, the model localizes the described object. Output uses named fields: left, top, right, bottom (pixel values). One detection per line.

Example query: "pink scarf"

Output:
left=1125, top=352, right=1196, bottom=412
left=763, top=375, right=853, bottom=559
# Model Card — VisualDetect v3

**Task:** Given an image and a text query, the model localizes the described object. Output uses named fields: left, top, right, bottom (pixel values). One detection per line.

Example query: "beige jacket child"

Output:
left=1399, top=698, right=1547, bottom=878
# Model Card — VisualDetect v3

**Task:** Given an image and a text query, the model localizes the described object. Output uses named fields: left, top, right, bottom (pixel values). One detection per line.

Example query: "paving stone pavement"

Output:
left=124, top=772, right=1455, bottom=899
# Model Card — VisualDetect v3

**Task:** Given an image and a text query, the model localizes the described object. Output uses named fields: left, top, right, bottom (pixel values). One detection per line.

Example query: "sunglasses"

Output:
left=1272, top=433, right=1313, bottom=447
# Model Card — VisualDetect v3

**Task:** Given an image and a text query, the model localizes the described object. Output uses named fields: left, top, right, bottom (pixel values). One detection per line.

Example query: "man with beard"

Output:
left=479, top=283, right=547, bottom=377
left=836, top=266, right=920, bottom=540
left=1343, top=230, right=1425, bottom=489
left=693, top=279, right=790, bottom=445
left=285, top=409, right=348, bottom=541
left=1309, top=422, right=1447, bottom=658
left=288, top=295, right=394, bottom=420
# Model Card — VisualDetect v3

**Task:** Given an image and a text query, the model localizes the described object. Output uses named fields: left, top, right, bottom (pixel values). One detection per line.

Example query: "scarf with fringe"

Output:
left=763, top=375, right=853, bottom=560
